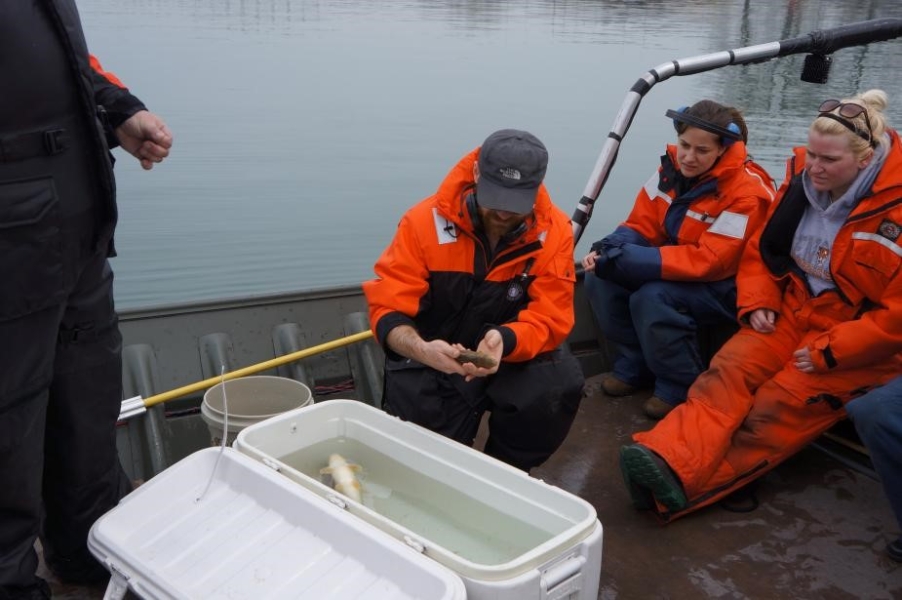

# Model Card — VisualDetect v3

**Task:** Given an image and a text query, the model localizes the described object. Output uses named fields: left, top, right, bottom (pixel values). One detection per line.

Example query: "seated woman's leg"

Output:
left=683, top=347, right=902, bottom=516
left=629, top=279, right=736, bottom=408
left=631, top=320, right=799, bottom=500
left=584, top=273, right=652, bottom=387
left=843, top=375, right=902, bottom=540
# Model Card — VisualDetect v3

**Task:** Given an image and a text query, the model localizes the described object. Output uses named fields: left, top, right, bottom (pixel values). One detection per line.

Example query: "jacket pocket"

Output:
left=843, top=233, right=901, bottom=301
left=0, top=177, right=64, bottom=320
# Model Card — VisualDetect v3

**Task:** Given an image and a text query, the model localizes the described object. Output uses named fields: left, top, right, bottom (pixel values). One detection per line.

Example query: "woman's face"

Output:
left=675, top=127, right=726, bottom=178
left=805, top=130, right=868, bottom=198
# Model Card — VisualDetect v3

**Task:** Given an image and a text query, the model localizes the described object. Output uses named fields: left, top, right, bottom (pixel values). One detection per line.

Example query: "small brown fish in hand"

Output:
left=454, top=349, right=497, bottom=369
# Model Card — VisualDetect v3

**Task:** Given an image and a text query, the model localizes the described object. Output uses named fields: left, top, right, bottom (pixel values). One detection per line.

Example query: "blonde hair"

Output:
left=811, top=89, right=890, bottom=159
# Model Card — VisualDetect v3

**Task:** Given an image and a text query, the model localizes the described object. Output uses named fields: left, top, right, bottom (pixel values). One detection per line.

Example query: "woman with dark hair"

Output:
left=621, top=89, right=902, bottom=523
left=581, top=100, right=775, bottom=419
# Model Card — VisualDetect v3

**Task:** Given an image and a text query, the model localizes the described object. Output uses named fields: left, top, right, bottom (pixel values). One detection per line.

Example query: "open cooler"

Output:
left=234, top=399, right=603, bottom=600
left=88, top=447, right=466, bottom=600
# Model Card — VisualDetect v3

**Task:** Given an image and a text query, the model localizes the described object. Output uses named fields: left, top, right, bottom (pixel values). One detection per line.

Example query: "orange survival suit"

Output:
left=363, top=147, right=584, bottom=470
left=605, top=141, right=775, bottom=283
left=634, top=131, right=902, bottom=520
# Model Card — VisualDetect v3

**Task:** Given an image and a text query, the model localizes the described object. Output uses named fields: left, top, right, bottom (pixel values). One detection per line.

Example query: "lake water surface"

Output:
left=78, top=0, right=902, bottom=308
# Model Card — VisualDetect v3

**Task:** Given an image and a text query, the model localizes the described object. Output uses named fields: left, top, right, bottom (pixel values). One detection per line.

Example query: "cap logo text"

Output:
left=499, top=167, right=521, bottom=180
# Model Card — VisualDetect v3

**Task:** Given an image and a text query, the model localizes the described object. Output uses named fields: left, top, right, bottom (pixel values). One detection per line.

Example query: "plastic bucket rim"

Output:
left=202, top=376, right=313, bottom=417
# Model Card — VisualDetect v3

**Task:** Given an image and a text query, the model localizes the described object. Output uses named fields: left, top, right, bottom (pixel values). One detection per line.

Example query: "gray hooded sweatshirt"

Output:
left=793, top=135, right=888, bottom=296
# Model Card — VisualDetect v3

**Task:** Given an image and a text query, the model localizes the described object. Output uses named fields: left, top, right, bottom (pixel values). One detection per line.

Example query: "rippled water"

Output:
left=78, top=0, right=902, bottom=308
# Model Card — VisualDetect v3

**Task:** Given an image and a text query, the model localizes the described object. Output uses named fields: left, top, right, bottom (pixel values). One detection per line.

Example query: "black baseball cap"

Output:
left=476, top=129, right=548, bottom=215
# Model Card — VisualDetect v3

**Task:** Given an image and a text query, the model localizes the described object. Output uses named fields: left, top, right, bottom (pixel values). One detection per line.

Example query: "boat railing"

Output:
left=570, top=17, right=902, bottom=244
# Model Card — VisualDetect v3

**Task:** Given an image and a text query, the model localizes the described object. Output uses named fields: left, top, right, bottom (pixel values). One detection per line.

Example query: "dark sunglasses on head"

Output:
left=817, top=99, right=875, bottom=147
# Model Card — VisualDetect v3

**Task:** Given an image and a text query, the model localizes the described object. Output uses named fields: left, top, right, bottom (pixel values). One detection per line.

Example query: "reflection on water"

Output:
left=78, top=0, right=902, bottom=308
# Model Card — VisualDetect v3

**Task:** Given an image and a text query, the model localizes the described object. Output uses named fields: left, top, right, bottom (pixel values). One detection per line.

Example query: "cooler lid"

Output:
left=88, top=448, right=466, bottom=600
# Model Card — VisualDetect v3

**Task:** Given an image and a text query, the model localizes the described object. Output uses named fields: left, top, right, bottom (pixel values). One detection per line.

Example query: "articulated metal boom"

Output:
left=572, top=18, right=902, bottom=244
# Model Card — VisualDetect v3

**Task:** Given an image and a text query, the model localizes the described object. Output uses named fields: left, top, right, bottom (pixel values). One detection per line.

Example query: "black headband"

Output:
left=666, top=109, right=743, bottom=142
left=816, top=112, right=873, bottom=145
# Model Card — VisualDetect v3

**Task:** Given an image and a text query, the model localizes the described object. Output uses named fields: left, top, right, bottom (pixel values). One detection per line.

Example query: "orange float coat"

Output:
left=634, top=131, right=902, bottom=520
left=363, top=147, right=577, bottom=362
left=608, top=141, right=774, bottom=283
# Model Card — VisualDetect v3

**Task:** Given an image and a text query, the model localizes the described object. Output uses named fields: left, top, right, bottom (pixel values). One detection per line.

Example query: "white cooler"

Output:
left=234, top=400, right=603, bottom=600
left=87, top=447, right=466, bottom=600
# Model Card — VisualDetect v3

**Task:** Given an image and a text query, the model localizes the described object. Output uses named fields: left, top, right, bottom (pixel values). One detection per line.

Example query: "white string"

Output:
left=196, top=365, right=229, bottom=502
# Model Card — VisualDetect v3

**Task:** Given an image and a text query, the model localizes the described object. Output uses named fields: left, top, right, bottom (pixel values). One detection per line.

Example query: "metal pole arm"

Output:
left=572, top=18, right=902, bottom=245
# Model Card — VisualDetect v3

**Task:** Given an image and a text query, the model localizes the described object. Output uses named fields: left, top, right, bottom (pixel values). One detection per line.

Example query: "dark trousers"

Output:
left=585, top=274, right=737, bottom=406
left=0, top=246, right=129, bottom=595
left=846, top=375, right=902, bottom=535
left=382, top=346, right=585, bottom=471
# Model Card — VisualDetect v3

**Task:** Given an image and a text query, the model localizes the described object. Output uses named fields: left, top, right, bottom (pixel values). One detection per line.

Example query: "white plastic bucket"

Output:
left=201, top=376, right=313, bottom=445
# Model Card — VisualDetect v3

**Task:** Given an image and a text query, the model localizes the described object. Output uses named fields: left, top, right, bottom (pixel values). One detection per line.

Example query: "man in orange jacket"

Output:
left=364, top=129, right=584, bottom=471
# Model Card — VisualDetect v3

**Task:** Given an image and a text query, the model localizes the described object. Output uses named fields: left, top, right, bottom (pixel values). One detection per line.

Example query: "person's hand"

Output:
left=581, top=251, right=598, bottom=271
left=457, top=329, right=503, bottom=382
left=418, top=339, right=468, bottom=376
left=793, top=346, right=815, bottom=373
left=748, top=308, right=777, bottom=333
left=115, top=110, right=173, bottom=170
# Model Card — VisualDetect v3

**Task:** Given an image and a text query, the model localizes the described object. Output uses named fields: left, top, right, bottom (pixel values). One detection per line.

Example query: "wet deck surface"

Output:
left=45, top=373, right=901, bottom=599
left=531, top=374, right=902, bottom=599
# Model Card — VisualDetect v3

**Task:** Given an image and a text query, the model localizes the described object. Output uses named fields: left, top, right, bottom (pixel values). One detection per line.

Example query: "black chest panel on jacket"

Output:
left=418, top=270, right=534, bottom=348
left=0, top=1, right=82, bottom=131
left=0, top=0, right=114, bottom=238
left=758, top=176, right=808, bottom=276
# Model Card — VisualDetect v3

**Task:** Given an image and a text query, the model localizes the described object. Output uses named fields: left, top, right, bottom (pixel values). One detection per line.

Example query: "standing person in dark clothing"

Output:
left=0, top=2, right=172, bottom=597
left=363, top=129, right=584, bottom=472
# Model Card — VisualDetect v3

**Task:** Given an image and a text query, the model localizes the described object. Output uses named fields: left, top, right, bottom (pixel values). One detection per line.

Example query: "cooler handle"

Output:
left=541, top=555, right=585, bottom=600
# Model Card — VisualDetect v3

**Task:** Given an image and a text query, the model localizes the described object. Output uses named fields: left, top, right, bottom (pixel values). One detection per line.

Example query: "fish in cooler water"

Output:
left=320, top=453, right=363, bottom=502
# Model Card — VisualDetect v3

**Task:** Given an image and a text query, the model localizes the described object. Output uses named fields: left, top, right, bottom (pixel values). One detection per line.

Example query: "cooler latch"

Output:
left=326, top=493, right=348, bottom=510
left=403, top=535, right=425, bottom=553
left=261, top=457, right=282, bottom=472
left=541, top=555, right=585, bottom=600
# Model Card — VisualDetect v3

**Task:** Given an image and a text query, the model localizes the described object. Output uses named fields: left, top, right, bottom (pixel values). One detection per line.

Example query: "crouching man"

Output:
left=363, top=129, right=584, bottom=471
